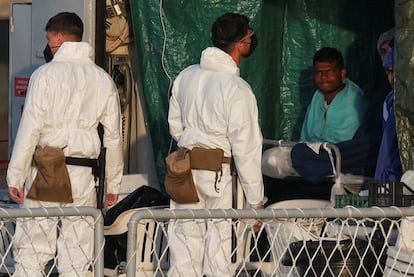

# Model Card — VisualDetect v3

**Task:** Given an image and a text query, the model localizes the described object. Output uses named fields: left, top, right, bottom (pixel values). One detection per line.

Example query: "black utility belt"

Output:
left=65, top=157, right=98, bottom=168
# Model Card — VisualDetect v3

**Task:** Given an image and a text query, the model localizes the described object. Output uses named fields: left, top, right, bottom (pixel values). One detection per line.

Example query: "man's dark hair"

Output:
left=313, top=47, right=344, bottom=69
left=45, top=12, right=83, bottom=40
left=211, top=13, right=250, bottom=53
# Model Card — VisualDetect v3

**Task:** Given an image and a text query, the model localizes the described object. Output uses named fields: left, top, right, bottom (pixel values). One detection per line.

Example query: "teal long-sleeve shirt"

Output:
left=300, top=79, right=368, bottom=144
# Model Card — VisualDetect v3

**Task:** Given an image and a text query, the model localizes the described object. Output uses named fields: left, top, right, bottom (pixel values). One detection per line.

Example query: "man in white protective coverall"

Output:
left=167, top=13, right=264, bottom=277
left=7, top=12, right=123, bottom=276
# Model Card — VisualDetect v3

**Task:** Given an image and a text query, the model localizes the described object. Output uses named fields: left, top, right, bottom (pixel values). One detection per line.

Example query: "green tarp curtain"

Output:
left=130, top=0, right=395, bottom=188
left=395, top=0, right=414, bottom=172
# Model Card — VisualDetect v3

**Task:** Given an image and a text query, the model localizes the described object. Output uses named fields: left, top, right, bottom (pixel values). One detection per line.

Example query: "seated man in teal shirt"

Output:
left=301, top=47, right=368, bottom=143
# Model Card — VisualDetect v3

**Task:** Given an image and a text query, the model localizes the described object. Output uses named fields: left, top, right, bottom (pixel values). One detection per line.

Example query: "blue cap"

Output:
left=383, top=47, right=394, bottom=68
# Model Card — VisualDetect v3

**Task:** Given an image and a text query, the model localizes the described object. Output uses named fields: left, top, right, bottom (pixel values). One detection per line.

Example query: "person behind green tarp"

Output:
left=300, top=47, right=368, bottom=144
left=377, top=28, right=395, bottom=67
left=374, top=46, right=403, bottom=182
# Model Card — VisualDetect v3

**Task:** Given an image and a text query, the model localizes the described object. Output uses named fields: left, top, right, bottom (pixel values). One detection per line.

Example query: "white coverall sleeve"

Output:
left=168, top=81, right=183, bottom=141
left=7, top=70, right=46, bottom=189
left=101, top=85, right=124, bottom=194
left=227, top=87, right=264, bottom=205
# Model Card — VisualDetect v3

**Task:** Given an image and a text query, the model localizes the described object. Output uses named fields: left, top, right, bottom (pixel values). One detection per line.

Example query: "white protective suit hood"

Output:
left=200, top=47, right=240, bottom=76
left=53, top=41, right=95, bottom=62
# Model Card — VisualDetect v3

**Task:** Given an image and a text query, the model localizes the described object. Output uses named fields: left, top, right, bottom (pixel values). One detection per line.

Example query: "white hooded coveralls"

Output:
left=7, top=42, right=123, bottom=276
left=167, top=47, right=264, bottom=277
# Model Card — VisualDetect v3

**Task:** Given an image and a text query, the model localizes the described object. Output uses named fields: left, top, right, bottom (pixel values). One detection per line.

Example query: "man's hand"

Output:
left=9, top=187, right=24, bottom=204
left=251, top=202, right=264, bottom=232
left=106, top=193, right=119, bottom=207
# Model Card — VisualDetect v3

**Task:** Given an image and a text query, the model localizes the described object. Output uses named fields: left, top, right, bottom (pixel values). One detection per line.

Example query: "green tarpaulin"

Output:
left=130, top=0, right=398, bottom=188
left=395, top=0, right=414, bottom=173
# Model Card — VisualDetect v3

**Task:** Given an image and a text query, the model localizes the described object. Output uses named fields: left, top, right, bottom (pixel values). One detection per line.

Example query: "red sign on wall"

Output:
left=14, top=77, right=30, bottom=97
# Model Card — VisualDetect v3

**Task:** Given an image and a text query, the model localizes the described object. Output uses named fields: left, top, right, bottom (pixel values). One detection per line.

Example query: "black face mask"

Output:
left=43, top=44, right=54, bottom=63
left=245, top=33, right=258, bottom=57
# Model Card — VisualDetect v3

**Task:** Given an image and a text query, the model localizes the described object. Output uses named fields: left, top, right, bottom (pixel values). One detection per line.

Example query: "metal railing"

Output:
left=0, top=206, right=104, bottom=276
left=125, top=206, right=414, bottom=276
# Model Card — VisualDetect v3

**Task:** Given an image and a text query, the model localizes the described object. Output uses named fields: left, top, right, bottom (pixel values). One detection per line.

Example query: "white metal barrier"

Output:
left=1, top=206, right=414, bottom=276
left=125, top=207, right=414, bottom=277
left=0, top=206, right=104, bottom=276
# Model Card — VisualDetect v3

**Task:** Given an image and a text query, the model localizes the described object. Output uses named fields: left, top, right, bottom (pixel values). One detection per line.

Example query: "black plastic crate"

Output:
left=368, top=181, right=405, bottom=207
left=402, top=194, right=414, bottom=207
left=336, top=181, right=414, bottom=208
left=368, top=181, right=414, bottom=207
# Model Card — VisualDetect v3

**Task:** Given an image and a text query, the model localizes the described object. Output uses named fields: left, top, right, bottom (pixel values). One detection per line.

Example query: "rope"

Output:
left=105, top=15, right=129, bottom=53
left=158, top=0, right=175, bottom=154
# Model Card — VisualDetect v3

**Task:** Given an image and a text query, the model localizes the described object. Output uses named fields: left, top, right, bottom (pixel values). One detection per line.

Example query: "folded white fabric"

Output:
left=261, top=146, right=299, bottom=178
left=340, top=173, right=365, bottom=194
left=401, top=170, right=414, bottom=194
left=305, top=142, right=323, bottom=154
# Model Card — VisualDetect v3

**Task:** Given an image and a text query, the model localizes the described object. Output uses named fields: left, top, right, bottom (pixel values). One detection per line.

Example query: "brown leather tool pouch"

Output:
left=190, top=147, right=232, bottom=193
left=190, top=147, right=225, bottom=171
left=27, top=145, right=74, bottom=203
left=165, top=148, right=199, bottom=204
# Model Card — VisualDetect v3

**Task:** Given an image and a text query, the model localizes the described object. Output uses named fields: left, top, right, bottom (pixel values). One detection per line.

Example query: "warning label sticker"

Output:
left=14, top=77, right=29, bottom=97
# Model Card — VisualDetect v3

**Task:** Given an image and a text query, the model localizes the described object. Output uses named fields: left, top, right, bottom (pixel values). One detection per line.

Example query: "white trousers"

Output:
left=13, top=188, right=96, bottom=276
left=167, top=165, right=234, bottom=277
